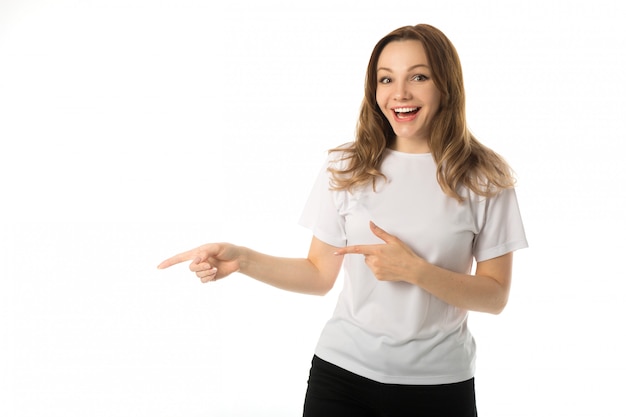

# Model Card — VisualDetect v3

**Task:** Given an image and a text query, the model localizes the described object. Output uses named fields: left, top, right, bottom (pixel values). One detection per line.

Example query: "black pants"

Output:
left=303, top=355, right=478, bottom=417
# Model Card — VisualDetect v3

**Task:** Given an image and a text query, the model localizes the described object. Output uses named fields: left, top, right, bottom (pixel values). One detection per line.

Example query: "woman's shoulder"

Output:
left=326, top=142, right=355, bottom=168
left=328, top=141, right=354, bottom=155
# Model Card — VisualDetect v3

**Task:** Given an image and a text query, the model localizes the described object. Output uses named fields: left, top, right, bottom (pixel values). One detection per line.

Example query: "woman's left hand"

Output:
left=334, top=221, right=425, bottom=284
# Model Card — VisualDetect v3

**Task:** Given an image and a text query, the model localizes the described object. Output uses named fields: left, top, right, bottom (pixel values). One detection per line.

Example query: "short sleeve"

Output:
left=472, top=187, right=528, bottom=262
left=298, top=158, right=347, bottom=248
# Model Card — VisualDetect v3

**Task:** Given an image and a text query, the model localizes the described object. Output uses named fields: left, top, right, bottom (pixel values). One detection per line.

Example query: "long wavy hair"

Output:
left=329, top=24, right=515, bottom=201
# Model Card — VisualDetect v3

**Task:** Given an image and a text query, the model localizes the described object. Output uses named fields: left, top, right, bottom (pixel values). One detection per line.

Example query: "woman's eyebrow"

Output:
left=377, top=64, right=430, bottom=72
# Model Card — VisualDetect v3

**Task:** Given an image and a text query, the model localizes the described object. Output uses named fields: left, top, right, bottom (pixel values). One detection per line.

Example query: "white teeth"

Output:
left=394, top=107, right=419, bottom=113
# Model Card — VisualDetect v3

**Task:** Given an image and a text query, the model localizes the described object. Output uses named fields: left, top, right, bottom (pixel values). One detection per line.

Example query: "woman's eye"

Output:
left=379, top=77, right=391, bottom=84
left=412, top=74, right=429, bottom=81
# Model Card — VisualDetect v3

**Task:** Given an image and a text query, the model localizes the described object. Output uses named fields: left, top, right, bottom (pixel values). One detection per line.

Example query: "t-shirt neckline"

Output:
left=385, top=148, right=433, bottom=158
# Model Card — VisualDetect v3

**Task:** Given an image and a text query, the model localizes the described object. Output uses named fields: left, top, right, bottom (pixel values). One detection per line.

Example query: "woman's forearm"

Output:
left=238, top=239, right=343, bottom=296
left=334, top=222, right=513, bottom=314
left=412, top=253, right=513, bottom=314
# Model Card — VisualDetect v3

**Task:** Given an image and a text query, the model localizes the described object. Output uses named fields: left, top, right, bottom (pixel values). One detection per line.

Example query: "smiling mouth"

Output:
left=393, top=107, right=421, bottom=120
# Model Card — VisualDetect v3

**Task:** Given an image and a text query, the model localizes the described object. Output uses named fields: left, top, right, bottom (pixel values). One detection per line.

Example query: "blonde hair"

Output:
left=329, top=24, right=515, bottom=201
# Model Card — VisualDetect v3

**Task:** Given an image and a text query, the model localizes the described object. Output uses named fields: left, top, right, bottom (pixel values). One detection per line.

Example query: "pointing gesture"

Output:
left=157, top=243, right=242, bottom=283
left=335, top=222, right=425, bottom=284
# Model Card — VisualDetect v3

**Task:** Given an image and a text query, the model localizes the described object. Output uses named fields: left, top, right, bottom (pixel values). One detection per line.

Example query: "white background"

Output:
left=1, top=0, right=624, bottom=416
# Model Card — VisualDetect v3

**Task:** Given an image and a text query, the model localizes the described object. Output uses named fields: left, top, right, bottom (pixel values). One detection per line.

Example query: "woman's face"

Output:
left=375, top=40, right=441, bottom=153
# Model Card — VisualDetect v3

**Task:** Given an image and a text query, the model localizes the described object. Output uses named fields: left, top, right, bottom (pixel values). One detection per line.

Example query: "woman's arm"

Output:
left=334, top=221, right=513, bottom=314
left=157, top=236, right=344, bottom=296
left=413, top=253, right=512, bottom=314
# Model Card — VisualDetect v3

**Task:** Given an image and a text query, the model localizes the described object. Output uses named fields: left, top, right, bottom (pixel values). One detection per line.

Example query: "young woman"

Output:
left=158, top=24, right=528, bottom=417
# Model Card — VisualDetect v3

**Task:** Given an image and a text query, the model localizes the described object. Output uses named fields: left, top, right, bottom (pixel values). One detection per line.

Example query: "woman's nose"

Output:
left=393, top=81, right=411, bottom=100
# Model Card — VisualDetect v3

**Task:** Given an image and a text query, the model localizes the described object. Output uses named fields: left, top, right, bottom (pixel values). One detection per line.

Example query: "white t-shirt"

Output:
left=299, top=148, right=528, bottom=385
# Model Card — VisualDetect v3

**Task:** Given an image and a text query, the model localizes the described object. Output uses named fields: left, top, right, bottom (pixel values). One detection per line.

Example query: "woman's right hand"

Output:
left=158, top=237, right=343, bottom=295
left=157, top=243, right=243, bottom=283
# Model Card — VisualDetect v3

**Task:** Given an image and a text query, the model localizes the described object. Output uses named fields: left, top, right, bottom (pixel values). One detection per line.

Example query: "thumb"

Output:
left=369, top=221, right=395, bottom=243
left=192, top=250, right=212, bottom=265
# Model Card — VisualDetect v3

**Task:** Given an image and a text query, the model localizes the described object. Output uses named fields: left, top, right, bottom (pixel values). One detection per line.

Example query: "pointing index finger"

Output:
left=335, top=245, right=374, bottom=256
left=157, top=250, right=198, bottom=269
